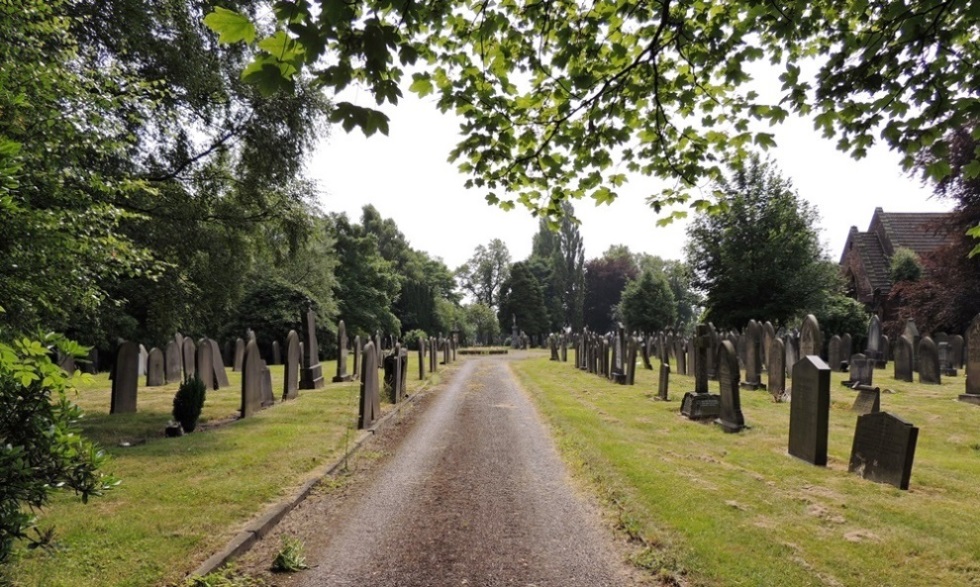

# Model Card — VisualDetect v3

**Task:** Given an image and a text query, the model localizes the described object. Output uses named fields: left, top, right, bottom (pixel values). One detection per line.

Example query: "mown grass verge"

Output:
left=6, top=353, right=445, bottom=587
left=511, top=352, right=980, bottom=586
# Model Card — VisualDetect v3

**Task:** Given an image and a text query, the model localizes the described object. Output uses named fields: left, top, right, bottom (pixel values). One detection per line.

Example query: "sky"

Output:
left=307, top=82, right=952, bottom=271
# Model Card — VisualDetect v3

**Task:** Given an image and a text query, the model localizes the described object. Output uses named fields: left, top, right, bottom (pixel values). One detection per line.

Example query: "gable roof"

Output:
left=876, top=209, right=954, bottom=257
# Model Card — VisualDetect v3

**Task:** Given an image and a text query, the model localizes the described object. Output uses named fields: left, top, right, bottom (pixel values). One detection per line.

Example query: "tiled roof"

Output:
left=878, top=211, right=955, bottom=256
left=855, top=231, right=891, bottom=294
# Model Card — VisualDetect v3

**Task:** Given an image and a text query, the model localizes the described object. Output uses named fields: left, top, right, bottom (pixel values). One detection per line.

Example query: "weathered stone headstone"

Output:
left=846, top=353, right=874, bottom=387
left=950, top=334, right=965, bottom=370
left=800, top=314, right=822, bottom=358
left=85, top=347, right=99, bottom=374
left=768, top=337, right=786, bottom=400
left=904, top=319, right=920, bottom=371
left=182, top=338, right=196, bottom=380
left=894, top=335, right=914, bottom=382
left=867, top=315, right=884, bottom=366
left=626, top=337, right=637, bottom=385
left=359, top=341, right=380, bottom=429
left=741, top=320, right=763, bottom=390
left=137, top=344, right=148, bottom=377
left=146, top=347, right=165, bottom=387
left=784, top=335, right=798, bottom=379
left=938, top=342, right=957, bottom=376
left=110, top=341, right=139, bottom=414
left=849, top=412, right=918, bottom=490
left=677, top=339, right=688, bottom=376
left=299, top=308, right=324, bottom=389
left=208, top=338, right=230, bottom=389
left=852, top=388, right=881, bottom=415
left=195, top=340, right=214, bottom=390
left=429, top=337, right=437, bottom=373
left=788, top=356, right=830, bottom=465
left=233, top=337, right=245, bottom=372
left=165, top=340, right=181, bottom=383
left=352, top=335, right=361, bottom=379
left=240, top=339, right=263, bottom=418
left=271, top=341, right=281, bottom=366
left=828, top=335, right=842, bottom=372
left=763, top=321, right=776, bottom=371
left=961, top=314, right=980, bottom=404
left=880, top=334, right=890, bottom=365
left=333, top=319, right=352, bottom=383
left=417, top=342, right=425, bottom=380
left=283, top=330, right=300, bottom=401
left=383, top=344, right=406, bottom=403
left=260, top=360, right=274, bottom=407
left=657, top=363, right=670, bottom=401
left=706, top=323, right=718, bottom=380
left=715, top=340, right=745, bottom=433
left=918, top=336, right=941, bottom=384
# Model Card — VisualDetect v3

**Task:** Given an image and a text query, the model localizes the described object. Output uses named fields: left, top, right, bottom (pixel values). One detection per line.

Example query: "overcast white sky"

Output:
left=308, top=79, right=951, bottom=271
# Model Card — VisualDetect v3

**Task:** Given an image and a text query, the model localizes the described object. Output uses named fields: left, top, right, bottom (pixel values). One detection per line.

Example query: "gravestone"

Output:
left=240, top=339, right=263, bottom=418
left=626, top=337, right=637, bottom=385
left=208, top=338, right=230, bottom=388
left=904, top=319, right=920, bottom=371
left=938, top=342, right=957, bottom=376
left=715, top=340, right=745, bottom=433
left=85, top=347, right=99, bottom=374
left=429, top=337, right=437, bottom=373
left=359, top=341, right=380, bottom=429
left=641, top=336, right=652, bottom=370
left=560, top=336, right=567, bottom=362
left=784, top=335, right=798, bottom=379
left=165, top=341, right=181, bottom=383
left=880, top=334, right=890, bottom=366
left=283, top=330, right=300, bottom=401
left=333, top=319, right=352, bottom=382
left=182, top=338, right=196, bottom=380
left=677, top=339, right=688, bottom=376
left=788, top=356, right=830, bottom=465
left=800, top=314, right=822, bottom=358
left=852, top=388, right=881, bottom=415
left=383, top=344, right=407, bottom=403
left=768, top=337, right=786, bottom=400
left=867, top=315, right=884, bottom=366
left=271, top=341, right=281, bottom=366
left=849, top=412, right=918, bottom=490
left=763, top=321, right=776, bottom=371
left=146, top=347, right=165, bottom=387
left=233, top=337, right=245, bottom=372
left=195, top=340, right=214, bottom=390
left=894, top=335, right=914, bottom=383
left=845, top=353, right=873, bottom=387
left=260, top=360, right=274, bottom=407
left=950, top=334, right=965, bottom=370
left=550, top=335, right=559, bottom=361
left=841, top=333, right=853, bottom=368
left=658, top=363, right=670, bottom=401
left=828, top=335, right=842, bottom=372
left=918, top=337, right=941, bottom=384
left=741, top=320, right=763, bottom=390
left=418, top=343, right=425, bottom=380
left=706, top=323, right=718, bottom=380
left=352, top=335, right=361, bottom=379
left=960, top=314, right=980, bottom=404
left=299, top=308, right=324, bottom=389
left=110, top=341, right=139, bottom=414
left=174, top=332, right=185, bottom=355
left=136, top=344, right=147, bottom=378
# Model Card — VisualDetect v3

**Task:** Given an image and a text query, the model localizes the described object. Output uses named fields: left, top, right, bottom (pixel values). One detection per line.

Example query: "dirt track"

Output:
left=240, top=355, right=647, bottom=587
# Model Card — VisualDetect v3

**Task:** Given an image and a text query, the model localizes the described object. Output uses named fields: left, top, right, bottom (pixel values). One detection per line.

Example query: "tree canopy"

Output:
left=205, top=0, right=980, bottom=227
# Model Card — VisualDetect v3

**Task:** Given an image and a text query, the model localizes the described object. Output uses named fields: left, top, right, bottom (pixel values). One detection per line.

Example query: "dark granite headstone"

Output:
left=208, top=338, right=230, bottom=389
left=240, top=339, right=263, bottom=418
left=788, top=356, right=830, bottom=465
left=283, top=330, right=300, bottom=401
left=359, top=341, right=380, bottom=429
left=894, top=335, right=914, bottom=383
left=182, top=338, right=196, bottom=380
left=917, top=336, right=941, bottom=384
left=960, top=314, right=980, bottom=404
left=841, top=333, right=853, bottom=367
left=417, top=342, right=425, bottom=380
left=845, top=353, right=873, bottom=388
left=146, top=347, right=165, bottom=387
left=800, top=314, right=822, bottom=358
left=658, top=362, right=670, bottom=401
left=852, top=388, right=881, bottom=415
left=260, top=360, right=274, bottom=407
left=867, top=315, right=884, bottom=366
left=299, top=308, right=324, bottom=389
left=271, top=341, right=281, bottom=366
left=950, top=334, right=965, bottom=370
left=784, top=335, right=798, bottom=379
left=741, top=320, right=763, bottom=390
left=768, top=337, right=786, bottom=400
left=110, top=341, right=139, bottom=414
left=828, top=335, right=842, bottom=372
left=848, top=412, right=918, bottom=490
left=680, top=392, right=720, bottom=420
left=677, top=339, right=688, bottom=376
left=938, top=342, right=957, bottom=376
left=352, top=335, right=361, bottom=379
left=904, top=319, right=920, bottom=371
left=763, top=321, right=776, bottom=371
left=165, top=341, right=181, bottom=383
left=715, top=340, right=745, bottom=433
left=233, top=337, right=245, bottom=372
left=333, top=319, right=352, bottom=382
left=626, top=337, right=637, bottom=385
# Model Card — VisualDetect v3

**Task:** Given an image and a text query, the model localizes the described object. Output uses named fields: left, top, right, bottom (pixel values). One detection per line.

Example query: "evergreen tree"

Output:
left=497, top=262, right=550, bottom=339
left=618, top=270, right=678, bottom=334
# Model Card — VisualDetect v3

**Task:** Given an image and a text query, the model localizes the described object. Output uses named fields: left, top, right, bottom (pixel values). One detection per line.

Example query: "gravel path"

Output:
left=291, top=356, right=643, bottom=587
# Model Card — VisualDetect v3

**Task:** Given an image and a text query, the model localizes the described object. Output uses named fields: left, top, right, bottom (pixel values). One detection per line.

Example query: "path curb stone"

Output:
left=188, top=382, right=432, bottom=579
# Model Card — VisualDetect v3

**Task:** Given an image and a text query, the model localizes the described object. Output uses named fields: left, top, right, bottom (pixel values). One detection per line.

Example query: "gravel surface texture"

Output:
left=239, top=355, right=649, bottom=587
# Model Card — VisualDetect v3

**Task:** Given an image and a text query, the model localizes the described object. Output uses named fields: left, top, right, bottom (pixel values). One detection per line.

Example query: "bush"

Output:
left=0, top=332, right=115, bottom=564
left=402, top=329, right=428, bottom=350
left=890, top=247, right=923, bottom=283
left=173, top=375, right=207, bottom=433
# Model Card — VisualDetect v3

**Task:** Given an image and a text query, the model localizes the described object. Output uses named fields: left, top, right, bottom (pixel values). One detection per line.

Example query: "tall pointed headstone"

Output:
left=333, top=319, right=352, bottom=382
left=299, top=308, right=324, bottom=389
left=240, top=339, right=263, bottom=418
left=283, top=330, right=300, bottom=401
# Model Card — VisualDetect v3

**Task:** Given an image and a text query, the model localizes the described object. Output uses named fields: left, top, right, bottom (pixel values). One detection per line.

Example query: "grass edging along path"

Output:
left=7, top=353, right=449, bottom=587
left=511, top=352, right=980, bottom=587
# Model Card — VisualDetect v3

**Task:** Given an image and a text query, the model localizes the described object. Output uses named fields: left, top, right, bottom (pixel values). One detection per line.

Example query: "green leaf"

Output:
left=203, top=8, right=256, bottom=44
left=963, top=160, right=980, bottom=180
left=409, top=75, right=434, bottom=97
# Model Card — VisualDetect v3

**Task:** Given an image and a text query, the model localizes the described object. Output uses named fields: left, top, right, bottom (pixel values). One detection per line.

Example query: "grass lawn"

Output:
left=511, top=350, right=980, bottom=587
left=6, top=353, right=446, bottom=587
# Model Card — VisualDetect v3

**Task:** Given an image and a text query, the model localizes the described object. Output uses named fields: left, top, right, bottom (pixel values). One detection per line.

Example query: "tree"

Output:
left=527, top=201, right=586, bottom=330
left=890, top=248, right=924, bottom=283
left=635, top=254, right=701, bottom=334
left=583, top=248, right=639, bottom=333
left=618, top=270, right=677, bottom=335
left=685, top=158, right=839, bottom=328
left=456, top=240, right=511, bottom=309
left=206, top=1, right=980, bottom=223
left=497, top=262, right=550, bottom=340
left=463, top=304, right=500, bottom=346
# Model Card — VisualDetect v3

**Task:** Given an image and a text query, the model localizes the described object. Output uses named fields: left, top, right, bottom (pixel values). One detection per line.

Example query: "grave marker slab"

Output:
left=894, top=335, right=914, bottom=383
left=658, top=363, right=670, bottom=401
left=233, top=338, right=245, bottom=372
left=182, top=338, right=196, bottom=380
left=741, top=320, right=763, bottom=390
left=852, top=388, right=881, bottom=415
left=333, top=319, right=352, bottom=382
left=800, top=314, right=822, bottom=358
left=768, top=337, right=786, bottom=400
left=299, top=308, right=324, bottom=389
left=208, top=338, right=230, bottom=388
left=195, top=340, right=214, bottom=390
left=918, top=336, right=941, bottom=384
left=788, top=356, right=830, bottom=465
left=960, top=314, right=980, bottom=404
left=165, top=341, right=181, bottom=383
left=240, top=340, right=263, bottom=418
left=849, top=412, right=918, bottom=490
left=845, top=353, right=873, bottom=388
left=715, top=340, right=746, bottom=433
left=359, top=341, right=380, bottom=429
left=283, top=330, right=300, bottom=401
left=111, top=342, right=139, bottom=414
left=146, top=347, right=165, bottom=387
left=828, top=335, right=842, bottom=372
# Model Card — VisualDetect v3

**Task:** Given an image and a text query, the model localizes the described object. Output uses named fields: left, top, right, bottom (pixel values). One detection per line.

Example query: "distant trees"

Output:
left=618, top=270, right=677, bottom=334
left=583, top=249, right=638, bottom=333
left=497, top=262, right=550, bottom=339
left=456, top=239, right=511, bottom=310
left=686, top=158, right=840, bottom=329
